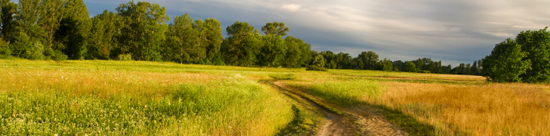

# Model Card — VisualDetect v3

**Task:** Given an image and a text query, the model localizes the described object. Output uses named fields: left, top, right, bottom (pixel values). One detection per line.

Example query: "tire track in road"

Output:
left=272, top=81, right=407, bottom=136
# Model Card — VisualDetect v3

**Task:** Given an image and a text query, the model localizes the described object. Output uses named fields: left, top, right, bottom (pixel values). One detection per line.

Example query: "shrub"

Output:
left=51, top=50, right=68, bottom=61
left=118, top=53, right=133, bottom=61
left=306, top=65, right=326, bottom=71
left=0, top=40, right=11, bottom=58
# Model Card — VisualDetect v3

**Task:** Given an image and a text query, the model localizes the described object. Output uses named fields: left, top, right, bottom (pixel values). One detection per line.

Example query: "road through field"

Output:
left=271, top=81, right=356, bottom=136
left=272, top=81, right=407, bottom=136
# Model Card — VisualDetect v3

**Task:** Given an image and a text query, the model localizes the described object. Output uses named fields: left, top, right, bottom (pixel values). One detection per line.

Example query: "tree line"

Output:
left=0, top=0, right=486, bottom=75
left=309, top=50, right=483, bottom=75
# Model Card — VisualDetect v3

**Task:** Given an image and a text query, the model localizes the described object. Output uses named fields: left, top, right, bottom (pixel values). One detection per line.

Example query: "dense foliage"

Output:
left=482, top=27, right=550, bottom=83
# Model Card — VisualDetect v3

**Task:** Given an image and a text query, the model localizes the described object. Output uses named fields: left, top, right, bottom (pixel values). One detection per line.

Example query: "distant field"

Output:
left=1, top=59, right=549, bottom=135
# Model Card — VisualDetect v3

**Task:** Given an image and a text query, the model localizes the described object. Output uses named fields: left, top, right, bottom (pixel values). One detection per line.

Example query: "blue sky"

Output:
left=82, top=0, right=550, bottom=66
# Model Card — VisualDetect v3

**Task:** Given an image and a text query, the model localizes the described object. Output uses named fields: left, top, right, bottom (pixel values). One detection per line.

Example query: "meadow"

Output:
left=1, top=59, right=549, bottom=135
left=0, top=59, right=320, bottom=135
left=283, top=70, right=550, bottom=135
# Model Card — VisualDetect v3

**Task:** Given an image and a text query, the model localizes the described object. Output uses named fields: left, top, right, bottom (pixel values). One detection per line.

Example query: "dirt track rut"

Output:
left=272, top=81, right=407, bottom=136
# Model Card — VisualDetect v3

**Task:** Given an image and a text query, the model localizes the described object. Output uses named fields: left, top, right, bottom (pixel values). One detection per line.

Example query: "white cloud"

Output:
left=281, top=4, right=301, bottom=12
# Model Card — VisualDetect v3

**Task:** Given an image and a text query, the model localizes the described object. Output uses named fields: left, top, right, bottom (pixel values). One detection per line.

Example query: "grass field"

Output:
left=284, top=69, right=550, bottom=135
left=0, top=59, right=317, bottom=135
left=2, top=59, right=549, bottom=135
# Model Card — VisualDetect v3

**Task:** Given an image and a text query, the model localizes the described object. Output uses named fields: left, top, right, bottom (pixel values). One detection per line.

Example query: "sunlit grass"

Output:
left=283, top=69, right=550, bottom=136
left=0, top=59, right=297, bottom=135
left=3, top=59, right=548, bottom=135
left=382, top=82, right=550, bottom=136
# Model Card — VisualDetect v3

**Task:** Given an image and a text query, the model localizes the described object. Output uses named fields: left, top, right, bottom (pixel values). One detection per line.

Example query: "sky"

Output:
left=82, top=0, right=550, bottom=66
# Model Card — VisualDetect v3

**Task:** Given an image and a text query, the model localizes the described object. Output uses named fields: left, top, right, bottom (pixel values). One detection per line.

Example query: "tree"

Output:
left=312, top=54, right=325, bottom=68
left=12, top=31, right=43, bottom=59
left=1, top=0, right=17, bottom=41
left=261, top=22, right=289, bottom=36
left=13, top=0, right=46, bottom=58
left=337, top=52, right=351, bottom=69
left=415, top=58, right=424, bottom=71
left=258, top=34, right=286, bottom=67
left=356, top=58, right=364, bottom=69
left=298, top=39, right=311, bottom=67
left=116, top=1, right=169, bottom=61
left=465, top=63, right=471, bottom=75
left=54, top=0, right=91, bottom=60
left=202, top=18, right=223, bottom=63
left=380, top=58, right=393, bottom=71
left=358, top=51, right=379, bottom=70
left=88, top=10, right=118, bottom=59
left=164, top=14, right=195, bottom=63
left=471, top=61, right=478, bottom=75
left=223, top=21, right=259, bottom=66
left=392, top=60, right=404, bottom=72
left=477, top=60, right=482, bottom=75
left=517, top=27, right=550, bottom=83
left=282, top=36, right=302, bottom=68
left=404, top=61, right=416, bottom=72
left=482, top=38, right=531, bottom=82
left=39, top=0, right=66, bottom=55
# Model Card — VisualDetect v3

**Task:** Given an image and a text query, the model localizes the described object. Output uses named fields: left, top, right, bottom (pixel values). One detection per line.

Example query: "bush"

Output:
left=0, top=40, right=11, bottom=58
left=306, top=65, right=327, bottom=71
left=51, top=50, right=68, bottom=61
left=20, top=41, right=44, bottom=60
left=118, top=53, right=133, bottom=61
left=419, top=70, right=431, bottom=73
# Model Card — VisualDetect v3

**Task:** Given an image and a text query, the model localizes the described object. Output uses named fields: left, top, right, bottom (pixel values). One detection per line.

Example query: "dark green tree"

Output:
left=482, top=38, right=531, bottom=82
left=404, top=61, right=416, bottom=72
left=116, top=1, right=169, bottom=61
left=261, top=22, right=289, bottom=36
left=1, top=0, right=17, bottom=41
left=223, top=21, right=260, bottom=66
left=380, top=58, right=393, bottom=71
left=54, top=0, right=91, bottom=60
left=258, top=34, right=286, bottom=67
left=517, top=27, right=550, bottom=83
left=12, top=0, right=46, bottom=58
left=39, top=0, right=65, bottom=55
left=88, top=10, right=118, bottom=59
left=202, top=18, right=223, bottom=64
left=471, top=61, right=478, bottom=75
left=358, top=51, right=379, bottom=70
left=164, top=14, right=195, bottom=63
left=282, top=36, right=303, bottom=68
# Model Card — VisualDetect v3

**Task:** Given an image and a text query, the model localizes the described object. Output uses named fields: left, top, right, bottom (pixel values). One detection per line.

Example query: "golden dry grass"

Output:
left=377, top=82, right=550, bottom=135
left=286, top=69, right=550, bottom=135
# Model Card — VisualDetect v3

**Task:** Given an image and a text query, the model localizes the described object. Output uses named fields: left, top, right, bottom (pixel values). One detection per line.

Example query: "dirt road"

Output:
left=272, top=81, right=407, bottom=136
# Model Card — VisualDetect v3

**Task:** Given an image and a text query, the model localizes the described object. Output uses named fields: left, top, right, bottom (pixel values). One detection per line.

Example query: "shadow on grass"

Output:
left=269, top=73, right=296, bottom=80
left=367, top=103, right=436, bottom=136
left=289, top=83, right=467, bottom=136
left=275, top=105, right=316, bottom=136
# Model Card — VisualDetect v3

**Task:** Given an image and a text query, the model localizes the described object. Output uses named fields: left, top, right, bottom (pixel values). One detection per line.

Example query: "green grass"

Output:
left=286, top=80, right=384, bottom=107
left=0, top=59, right=300, bottom=135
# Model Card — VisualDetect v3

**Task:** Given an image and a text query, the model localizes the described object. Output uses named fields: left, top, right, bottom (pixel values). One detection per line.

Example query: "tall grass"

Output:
left=0, top=59, right=296, bottom=135
left=285, top=80, right=383, bottom=107
left=382, top=82, right=550, bottom=135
